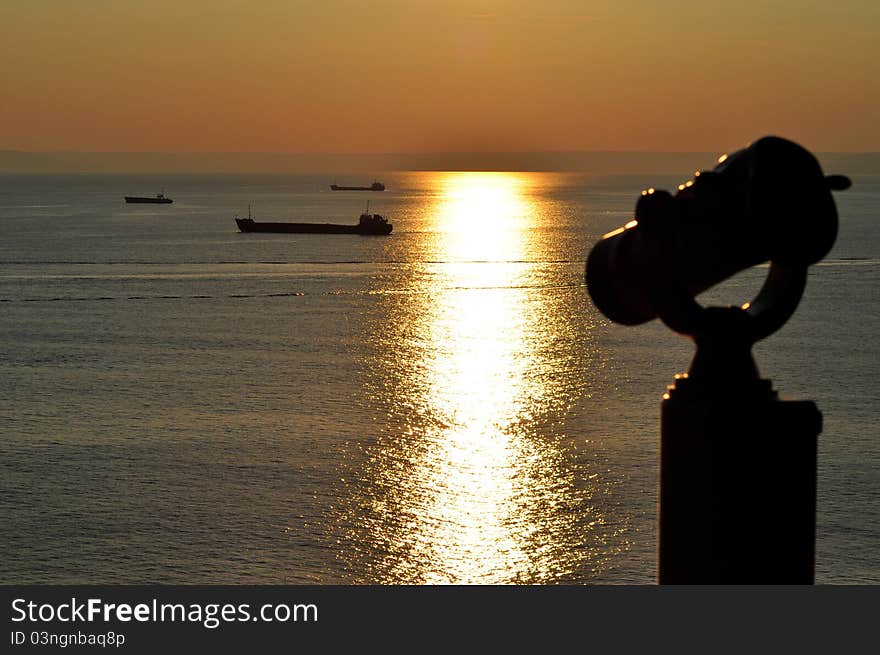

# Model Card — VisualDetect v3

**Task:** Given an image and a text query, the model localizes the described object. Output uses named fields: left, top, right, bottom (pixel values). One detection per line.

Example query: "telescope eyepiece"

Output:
left=826, top=174, right=852, bottom=191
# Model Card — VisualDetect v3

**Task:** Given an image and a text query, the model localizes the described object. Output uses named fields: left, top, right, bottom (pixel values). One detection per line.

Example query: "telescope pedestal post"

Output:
left=659, top=376, right=820, bottom=583
left=581, top=137, right=849, bottom=583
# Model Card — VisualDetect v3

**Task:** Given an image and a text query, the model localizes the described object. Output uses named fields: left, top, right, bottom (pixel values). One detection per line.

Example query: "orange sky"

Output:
left=2, top=0, right=878, bottom=154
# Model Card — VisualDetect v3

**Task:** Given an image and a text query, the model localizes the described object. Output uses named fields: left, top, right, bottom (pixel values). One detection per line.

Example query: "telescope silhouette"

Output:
left=585, top=136, right=850, bottom=583
left=588, top=135, right=849, bottom=332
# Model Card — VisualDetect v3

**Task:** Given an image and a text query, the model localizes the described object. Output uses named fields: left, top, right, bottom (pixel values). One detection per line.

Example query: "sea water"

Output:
left=1, top=170, right=877, bottom=583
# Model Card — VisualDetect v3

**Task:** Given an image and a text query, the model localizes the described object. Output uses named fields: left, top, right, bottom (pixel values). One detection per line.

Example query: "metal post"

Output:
left=659, top=375, right=819, bottom=583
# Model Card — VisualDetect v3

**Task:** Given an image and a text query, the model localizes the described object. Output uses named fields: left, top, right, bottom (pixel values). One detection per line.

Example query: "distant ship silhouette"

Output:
left=329, top=181, right=385, bottom=191
left=125, top=193, right=172, bottom=204
left=235, top=206, right=392, bottom=235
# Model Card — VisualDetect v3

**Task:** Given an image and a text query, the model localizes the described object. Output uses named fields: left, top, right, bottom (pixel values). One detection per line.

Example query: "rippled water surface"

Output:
left=1, top=171, right=877, bottom=583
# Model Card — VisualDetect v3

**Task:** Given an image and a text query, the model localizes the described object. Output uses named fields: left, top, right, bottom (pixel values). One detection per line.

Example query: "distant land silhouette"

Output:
left=2, top=150, right=878, bottom=175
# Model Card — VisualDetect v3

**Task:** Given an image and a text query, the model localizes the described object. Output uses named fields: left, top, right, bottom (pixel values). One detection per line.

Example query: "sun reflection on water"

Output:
left=433, top=172, right=531, bottom=262
left=348, top=172, right=619, bottom=583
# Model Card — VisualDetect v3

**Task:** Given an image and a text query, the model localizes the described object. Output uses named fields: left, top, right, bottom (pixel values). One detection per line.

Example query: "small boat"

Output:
left=329, top=181, right=385, bottom=191
left=235, top=206, right=392, bottom=235
left=125, top=193, right=173, bottom=204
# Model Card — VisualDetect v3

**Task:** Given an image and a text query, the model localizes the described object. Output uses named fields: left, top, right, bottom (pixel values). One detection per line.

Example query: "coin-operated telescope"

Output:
left=586, top=136, right=850, bottom=583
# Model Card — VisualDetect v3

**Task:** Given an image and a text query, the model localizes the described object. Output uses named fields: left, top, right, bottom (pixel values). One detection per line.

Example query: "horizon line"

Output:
left=3, top=149, right=876, bottom=175
left=3, top=148, right=880, bottom=155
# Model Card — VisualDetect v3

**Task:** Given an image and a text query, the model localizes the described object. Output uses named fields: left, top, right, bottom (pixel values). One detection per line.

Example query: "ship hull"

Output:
left=235, top=218, right=392, bottom=235
left=329, top=185, right=384, bottom=191
left=125, top=197, right=173, bottom=204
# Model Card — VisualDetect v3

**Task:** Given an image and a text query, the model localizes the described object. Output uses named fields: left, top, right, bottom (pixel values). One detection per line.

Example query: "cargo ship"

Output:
left=235, top=207, right=392, bottom=235
left=329, top=181, right=385, bottom=191
left=124, top=193, right=173, bottom=204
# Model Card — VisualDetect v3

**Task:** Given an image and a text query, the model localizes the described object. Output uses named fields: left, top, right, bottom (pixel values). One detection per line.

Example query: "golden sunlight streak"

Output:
left=406, top=173, right=542, bottom=582
left=357, top=172, right=605, bottom=583
left=342, top=172, right=624, bottom=583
